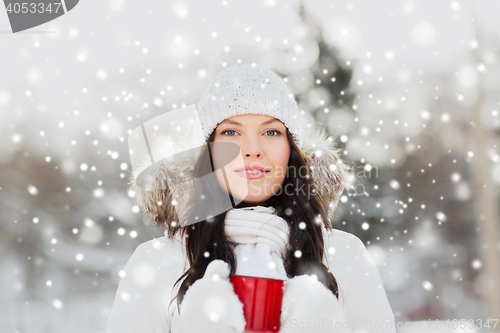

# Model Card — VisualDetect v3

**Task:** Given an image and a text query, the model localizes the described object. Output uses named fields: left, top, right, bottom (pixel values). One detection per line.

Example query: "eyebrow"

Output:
left=219, top=118, right=282, bottom=126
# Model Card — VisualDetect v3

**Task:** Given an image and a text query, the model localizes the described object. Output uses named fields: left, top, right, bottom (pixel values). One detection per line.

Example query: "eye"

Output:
left=266, top=129, right=282, bottom=137
left=221, top=129, right=237, bottom=136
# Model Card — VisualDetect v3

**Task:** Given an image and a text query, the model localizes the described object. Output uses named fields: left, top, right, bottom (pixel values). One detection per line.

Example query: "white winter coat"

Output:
left=114, top=124, right=396, bottom=332
left=106, top=224, right=396, bottom=333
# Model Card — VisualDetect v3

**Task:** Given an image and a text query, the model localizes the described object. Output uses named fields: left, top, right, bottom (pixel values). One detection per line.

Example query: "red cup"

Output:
left=230, top=275, right=284, bottom=333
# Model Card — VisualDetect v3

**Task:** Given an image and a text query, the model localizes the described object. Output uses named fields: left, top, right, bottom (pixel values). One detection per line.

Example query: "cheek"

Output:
left=211, top=140, right=240, bottom=171
left=269, top=142, right=290, bottom=177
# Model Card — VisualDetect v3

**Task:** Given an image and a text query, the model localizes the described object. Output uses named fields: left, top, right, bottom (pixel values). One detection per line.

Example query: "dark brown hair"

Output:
left=168, top=127, right=340, bottom=313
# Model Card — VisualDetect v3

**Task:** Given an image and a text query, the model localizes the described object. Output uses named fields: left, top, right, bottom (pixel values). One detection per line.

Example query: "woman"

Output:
left=106, top=43, right=396, bottom=333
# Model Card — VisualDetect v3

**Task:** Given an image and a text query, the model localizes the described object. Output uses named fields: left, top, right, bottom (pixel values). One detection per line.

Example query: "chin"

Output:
left=227, top=188, right=271, bottom=202
left=237, top=194, right=276, bottom=207
left=223, top=179, right=281, bottom=206
left=243, top=197, right=267, bottom=203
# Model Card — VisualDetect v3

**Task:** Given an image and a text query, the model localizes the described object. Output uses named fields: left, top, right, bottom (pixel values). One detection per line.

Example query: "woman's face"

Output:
left=212, top=114, right=291, bottom=204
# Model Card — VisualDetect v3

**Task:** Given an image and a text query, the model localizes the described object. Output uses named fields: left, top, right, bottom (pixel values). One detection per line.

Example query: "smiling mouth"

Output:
left=234, top=170, right=270, bottom=179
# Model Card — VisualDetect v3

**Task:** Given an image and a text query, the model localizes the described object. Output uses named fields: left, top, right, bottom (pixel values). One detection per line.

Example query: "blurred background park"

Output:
left=1, top=0, right=500, bottom=332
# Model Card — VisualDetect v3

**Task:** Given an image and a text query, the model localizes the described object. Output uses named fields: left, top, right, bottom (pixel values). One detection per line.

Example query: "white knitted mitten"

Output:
left=171, top=260, right=246, bottom=333
left=279, top=275, right=351, bottom=333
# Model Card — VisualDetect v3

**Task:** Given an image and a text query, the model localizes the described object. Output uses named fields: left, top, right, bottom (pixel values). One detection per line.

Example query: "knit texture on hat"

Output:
left=128, top=44, right=356, bottom=231
left=196, top=43, right=303, bottom=148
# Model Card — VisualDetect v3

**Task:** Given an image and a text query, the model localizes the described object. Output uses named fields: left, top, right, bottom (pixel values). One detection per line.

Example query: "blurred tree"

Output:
left=272, top=1, right=359, bottom=233
left=295, top=2, right=356, bottom=112
left=468, top=10, right=500, bottom=327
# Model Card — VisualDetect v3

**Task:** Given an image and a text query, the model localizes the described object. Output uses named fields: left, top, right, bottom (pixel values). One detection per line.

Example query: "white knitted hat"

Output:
left=128, top=43, right=355, bottom=227
left=196, top=43, right=303, bottom=149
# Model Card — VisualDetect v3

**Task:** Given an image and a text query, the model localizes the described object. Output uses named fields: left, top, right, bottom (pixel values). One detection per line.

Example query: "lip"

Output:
left=234, top=165, right=271, bottom=179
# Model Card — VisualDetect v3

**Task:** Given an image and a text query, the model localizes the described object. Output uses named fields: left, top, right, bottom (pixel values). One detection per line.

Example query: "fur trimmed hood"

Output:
left=127, top=125, right=355, bottom=234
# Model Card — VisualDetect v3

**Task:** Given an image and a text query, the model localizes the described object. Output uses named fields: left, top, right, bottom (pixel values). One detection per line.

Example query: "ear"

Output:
left=300, top=127, right=355, bottom=223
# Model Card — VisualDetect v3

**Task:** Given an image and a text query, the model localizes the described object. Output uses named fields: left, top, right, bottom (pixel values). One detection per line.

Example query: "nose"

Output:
left=240, top=136, right=263, bottom=158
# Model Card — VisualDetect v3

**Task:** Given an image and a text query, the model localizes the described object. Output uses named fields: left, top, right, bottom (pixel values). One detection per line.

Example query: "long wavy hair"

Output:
left=168, top=127, right=341, bottom=313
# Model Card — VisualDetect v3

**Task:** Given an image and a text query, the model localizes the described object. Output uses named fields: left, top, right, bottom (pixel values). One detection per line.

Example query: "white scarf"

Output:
left=225, top=206, right=290, bottom=280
